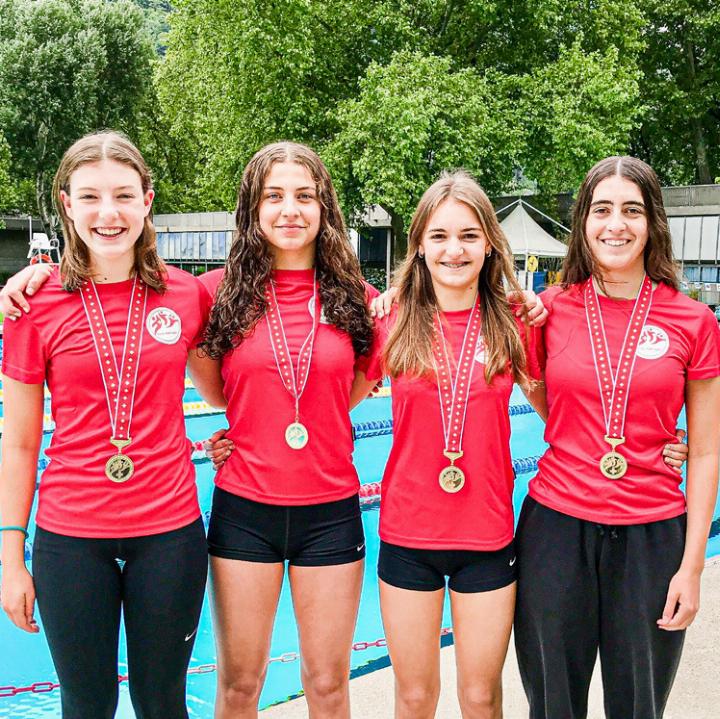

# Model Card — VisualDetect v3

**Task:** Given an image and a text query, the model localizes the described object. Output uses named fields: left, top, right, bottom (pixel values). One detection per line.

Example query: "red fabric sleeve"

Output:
left=687, top=305, right=720, bottom=380
left=1, top=314, right=47, bottom=384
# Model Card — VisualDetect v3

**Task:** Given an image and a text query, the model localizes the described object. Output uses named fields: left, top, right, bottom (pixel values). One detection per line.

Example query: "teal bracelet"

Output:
left=0, top=526, right=29, bottom=539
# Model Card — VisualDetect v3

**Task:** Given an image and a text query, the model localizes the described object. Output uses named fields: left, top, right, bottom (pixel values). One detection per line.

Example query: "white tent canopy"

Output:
left=499, top=200, right=568, bottom=258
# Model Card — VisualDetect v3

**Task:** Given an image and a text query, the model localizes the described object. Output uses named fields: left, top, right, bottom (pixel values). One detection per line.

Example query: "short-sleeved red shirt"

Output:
left=2, top=266, right=211, bottom=538
left=530, top=282, right=720, bottom=524
left=199, top=268, right=378, bottom=505
left=364, top=307, right=541, bottom=550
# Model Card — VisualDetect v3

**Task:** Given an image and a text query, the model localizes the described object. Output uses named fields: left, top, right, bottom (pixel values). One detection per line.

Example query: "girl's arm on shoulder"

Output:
left=0, top=264, right=54, bottom=319
left=187, top=349, right=227, bottom=409
left=521, top=380, right=548, bottom=422
left=0, top=378, right=44, bottom=633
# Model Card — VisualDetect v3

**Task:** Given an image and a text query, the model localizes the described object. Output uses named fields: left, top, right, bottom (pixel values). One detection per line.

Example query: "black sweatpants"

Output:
left=32, top=518, right=208, bottom=719
left=514, top=497, right=686, bottom=719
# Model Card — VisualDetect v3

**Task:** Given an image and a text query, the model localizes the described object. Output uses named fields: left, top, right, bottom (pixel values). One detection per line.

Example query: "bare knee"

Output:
left=396, top=681, right=440, bottom=717
left=216, top=671, right=265, bottom=711
left=458, top=680, right=502, bottom=718
left=301, top=667, right=348, bottom=704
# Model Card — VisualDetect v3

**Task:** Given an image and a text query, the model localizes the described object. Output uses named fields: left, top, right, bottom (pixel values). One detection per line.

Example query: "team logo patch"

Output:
left=307, top=296, right=329, bottom=324
left=636, top=325, right=669, bottom=360
left=474, top=337, right=487, bottom=365
left=146, top=307, right=182, bottom=344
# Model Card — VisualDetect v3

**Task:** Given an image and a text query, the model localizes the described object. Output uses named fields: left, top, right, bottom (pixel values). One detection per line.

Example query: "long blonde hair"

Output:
left=383, top=170, right=530, bottom=386
left=53, top=130, right=166, bottom=292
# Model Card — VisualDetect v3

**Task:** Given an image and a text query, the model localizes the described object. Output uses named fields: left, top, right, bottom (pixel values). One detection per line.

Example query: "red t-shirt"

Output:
left=364, top=307, right=541, bottom=550
left=531, top=282, right=720, bottom=524
left=2, top=266, right=211, bottom=538
left=199, top=268, right=378, bottom=505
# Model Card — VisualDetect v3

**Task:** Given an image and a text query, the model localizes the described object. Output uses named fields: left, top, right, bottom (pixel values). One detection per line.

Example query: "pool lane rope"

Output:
left=0, top=628, right=454, bottom=699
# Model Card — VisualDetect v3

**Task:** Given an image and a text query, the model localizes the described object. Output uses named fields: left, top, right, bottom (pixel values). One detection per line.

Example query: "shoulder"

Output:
left=362, top=280, right=381, bottom=302
left=539, top=283, right=582, bottom=312
left=197, top=268, right=225, bottom=296
left=654, top=283, right=717, bottom=324
left=23, top=268, right=76, bottom=317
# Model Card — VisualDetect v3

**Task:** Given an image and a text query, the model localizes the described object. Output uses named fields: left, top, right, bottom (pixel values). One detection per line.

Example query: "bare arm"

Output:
left=521, top=380, right=548, bottom=422
left=0, top=378, right=44, bottom=632
left=658, top=376, right=720, bottom=630
left=187, top=349, right=227, bottom=409
left=349, top=369, right=382, bottom=410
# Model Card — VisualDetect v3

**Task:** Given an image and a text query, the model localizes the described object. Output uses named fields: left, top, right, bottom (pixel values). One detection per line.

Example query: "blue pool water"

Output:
left=0, top=386, right=717, bottom=718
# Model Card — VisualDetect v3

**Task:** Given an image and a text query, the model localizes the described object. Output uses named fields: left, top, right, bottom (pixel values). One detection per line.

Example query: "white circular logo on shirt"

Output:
left=636, top=325, right=669, bottom=360
left=474, top=337, right=487, bottom=365
left=146, top=307, right=182, bottom=345
left=307, top=296, right=329, bottom=324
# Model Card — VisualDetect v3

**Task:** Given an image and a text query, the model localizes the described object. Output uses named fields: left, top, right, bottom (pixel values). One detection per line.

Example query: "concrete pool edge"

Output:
left=260, top=557, right=720, bottom=718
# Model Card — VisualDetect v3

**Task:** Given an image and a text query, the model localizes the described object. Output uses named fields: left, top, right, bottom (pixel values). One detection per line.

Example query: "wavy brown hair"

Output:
left=383, top=171, right=530, bottom=386
left=201, top=142, right=374, bottom=358
left=562, top=156, right=679, bottom=290
left=53, top=130, right=166, bottom=292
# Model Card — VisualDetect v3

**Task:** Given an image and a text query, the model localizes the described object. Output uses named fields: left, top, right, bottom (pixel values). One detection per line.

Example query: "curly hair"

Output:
left=201, top=142, right=374, bottom=358
left=53, top=130, right=166, bottom=293
left=562, top=156, right=679, bottom=290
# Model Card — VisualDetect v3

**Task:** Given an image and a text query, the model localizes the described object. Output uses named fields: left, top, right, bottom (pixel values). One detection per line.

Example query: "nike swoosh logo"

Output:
left=509, top=557, right=517, bottom=566
left=184, top=628, right=198, bottom=642
left=356, top=543, right=365, bottom=552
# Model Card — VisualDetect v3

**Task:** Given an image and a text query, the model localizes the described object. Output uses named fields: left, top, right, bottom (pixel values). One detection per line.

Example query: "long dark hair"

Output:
left=201, top=142, right=374, bottom=358
left=562, top=156, right=679, bottom=289
left=53, top=131, right=166, bottom=292
left=383, top=170, right=530, bottom=386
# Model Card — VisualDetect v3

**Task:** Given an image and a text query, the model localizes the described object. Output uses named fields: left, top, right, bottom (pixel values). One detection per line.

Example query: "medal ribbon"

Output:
left=265, top=274, right=320, bottom=420
left=80, top=278, right=148, bottom=444
left=584, top=275, right=653, bottom=440
left=432, top=296, right=483, bottom=456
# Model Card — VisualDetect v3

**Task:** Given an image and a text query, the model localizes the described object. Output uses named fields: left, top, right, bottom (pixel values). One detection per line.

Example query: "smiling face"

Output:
left=419, top=198, right=488, bottom=308
left=258, top=161, right=322, bottom=269
left=60, top=159, right=153, bottom=271
left=585, top=174, right=648, bottom=280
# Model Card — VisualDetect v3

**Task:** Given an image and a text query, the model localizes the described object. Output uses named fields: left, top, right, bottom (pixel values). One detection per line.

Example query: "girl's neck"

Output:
left=434, top=282, right=479, bottom=312
left=90, top=252, right=134, bottom=284
left=594, top=265, right=646, bottom=299
left=272, top=247, right=315, bottom=270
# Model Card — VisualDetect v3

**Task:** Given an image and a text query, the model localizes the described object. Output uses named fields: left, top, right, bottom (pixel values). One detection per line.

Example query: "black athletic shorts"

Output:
left=378, top=539, right=517, bottom=593
left=207, top=487, right=365, bottom=566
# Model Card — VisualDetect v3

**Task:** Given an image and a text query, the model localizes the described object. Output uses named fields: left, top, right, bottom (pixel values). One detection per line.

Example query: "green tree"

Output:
left=0, top=0, right=156, bottom=231
left=633, top=0, right=720, bottom=185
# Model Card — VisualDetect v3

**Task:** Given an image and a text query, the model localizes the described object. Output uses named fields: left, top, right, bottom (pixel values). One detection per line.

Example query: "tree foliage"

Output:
left=0, top=0, right=156, bottom=230
left=156, top=0, right=654, bottom=228
left=633, top=0, right=720, bottom=185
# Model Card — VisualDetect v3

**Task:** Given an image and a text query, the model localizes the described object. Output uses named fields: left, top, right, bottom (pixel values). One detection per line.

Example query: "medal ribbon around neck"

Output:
left=584, top=274, right=653, bottom=479
left=80, top=277, right=148, bottom=483
left=432, top=295, right=483, bottom=493
left=265, top=273, right=320, bottom=450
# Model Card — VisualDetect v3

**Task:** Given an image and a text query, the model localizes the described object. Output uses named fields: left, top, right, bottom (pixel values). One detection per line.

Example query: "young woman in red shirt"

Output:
left=0, top=132, right=211, bottom=719
left=514, top=156, right=720, bottom=719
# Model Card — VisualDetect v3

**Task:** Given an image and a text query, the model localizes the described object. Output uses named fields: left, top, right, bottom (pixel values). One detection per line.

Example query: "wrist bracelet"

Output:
left=0, top=526, right=29, bottom=539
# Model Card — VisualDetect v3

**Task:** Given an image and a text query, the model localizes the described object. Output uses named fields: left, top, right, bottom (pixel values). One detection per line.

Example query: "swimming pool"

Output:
left=0, top=386, right=717, bottom=717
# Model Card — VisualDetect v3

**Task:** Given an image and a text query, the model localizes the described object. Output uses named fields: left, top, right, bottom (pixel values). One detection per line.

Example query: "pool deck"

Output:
left=261, top=557, right=720, bottom=718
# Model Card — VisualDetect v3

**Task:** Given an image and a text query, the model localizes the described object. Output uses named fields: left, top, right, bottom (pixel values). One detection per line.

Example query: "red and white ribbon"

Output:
left=265, top=274, right=320, bottom=420
left=433, top=296, right=483, bottom=456
left=80, top=278, right=148, bottom=443
left=584, top=275, right=653, bottom=440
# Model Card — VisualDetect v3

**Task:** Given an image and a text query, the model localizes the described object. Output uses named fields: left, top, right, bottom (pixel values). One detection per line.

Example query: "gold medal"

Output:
left=285, top=422, right=309, bottom=450
left=599, top=435, right=627, bottom=479
left=105, top=453, right=134, bottom=483
left=439, top=465, right=465, bottom=493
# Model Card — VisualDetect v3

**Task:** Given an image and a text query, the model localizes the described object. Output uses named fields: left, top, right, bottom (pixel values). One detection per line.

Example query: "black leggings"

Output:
left=32, top=518, right=208, bottom=719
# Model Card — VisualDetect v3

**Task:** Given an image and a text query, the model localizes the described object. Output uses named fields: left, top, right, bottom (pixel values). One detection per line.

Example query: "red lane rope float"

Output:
left=0, top=628, right=454, bottom=699
left=29, top=254, right=53, bottom=265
